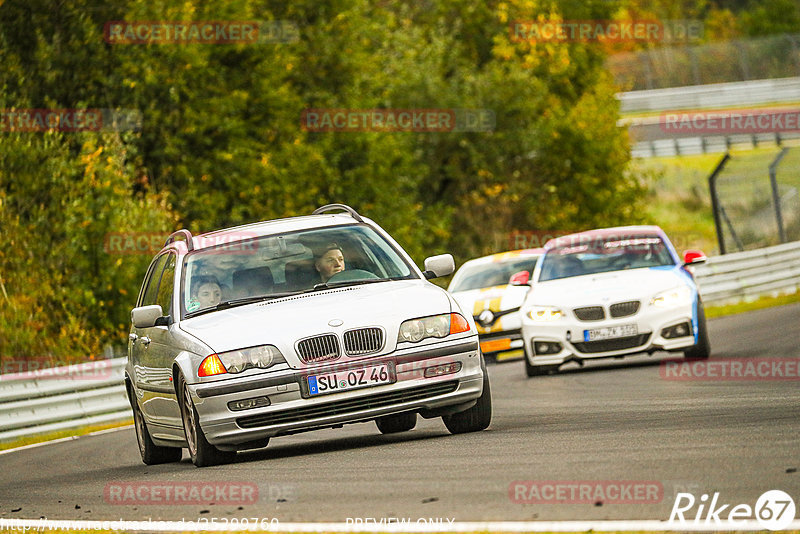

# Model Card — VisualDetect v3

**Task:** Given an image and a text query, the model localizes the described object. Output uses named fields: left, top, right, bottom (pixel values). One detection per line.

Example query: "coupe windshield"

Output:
left=181, top=225, right=415, bottom=317
left=449, top=256, right=540, bottom=292
left=538, top=236, right=674, bottom=282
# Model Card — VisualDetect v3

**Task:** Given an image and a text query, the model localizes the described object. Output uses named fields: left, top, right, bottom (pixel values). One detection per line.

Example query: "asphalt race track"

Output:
left=1, top=304, right=798, bottom=523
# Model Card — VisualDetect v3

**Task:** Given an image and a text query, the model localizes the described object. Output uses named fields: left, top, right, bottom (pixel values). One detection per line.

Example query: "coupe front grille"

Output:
left=571, top=334, right=651, bottom=354
left=610, top=300, right=640, bottom=318
left=573, top=306, right=605, bottom=321
left=296, top=334, right=340, bottom=364
left=344, top=327, right=384, bottom=356
left=236, top=381, right=459, bottom=429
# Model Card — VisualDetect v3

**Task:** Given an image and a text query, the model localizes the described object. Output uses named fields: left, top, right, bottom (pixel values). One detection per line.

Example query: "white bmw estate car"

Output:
left=519, top=226, right=710, bottom=377
left=126, top=204, right=491, bottom=467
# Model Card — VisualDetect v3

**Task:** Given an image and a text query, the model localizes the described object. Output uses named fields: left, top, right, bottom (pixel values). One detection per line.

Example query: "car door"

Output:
left=135, top=252, right=185, bottom=429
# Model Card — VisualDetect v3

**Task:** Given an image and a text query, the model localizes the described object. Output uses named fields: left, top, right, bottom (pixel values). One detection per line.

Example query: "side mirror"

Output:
left=131, top=304, right=166, bottom=328
left=422, top=254, right=455, bottom=279
left=683, top=249, right=707, bottom=266
left=509, top=270, right=530, bottom=285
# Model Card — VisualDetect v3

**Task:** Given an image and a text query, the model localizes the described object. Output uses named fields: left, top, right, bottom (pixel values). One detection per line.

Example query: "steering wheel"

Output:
left=326, top=269, right=379, bottom=283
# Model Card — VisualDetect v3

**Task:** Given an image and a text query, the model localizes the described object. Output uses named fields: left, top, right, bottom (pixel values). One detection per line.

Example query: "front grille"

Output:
left=296, top=334, right=340, bottom=364
left=610, top=300, right=640, bottom=318
left=571, top=334, right=650, bottom=354
left=573, top=306, right=605, bottom=321
left=344, top=327, right=384, bottom=356
left=236, top=381, right=459, bottom=429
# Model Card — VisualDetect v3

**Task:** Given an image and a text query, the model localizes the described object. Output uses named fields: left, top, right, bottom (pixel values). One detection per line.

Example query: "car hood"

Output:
left=525, top=266, right=692, bottom=309
left=451, top=284, right=530, bottom=333
left=179, top=279, right=452, bottom=367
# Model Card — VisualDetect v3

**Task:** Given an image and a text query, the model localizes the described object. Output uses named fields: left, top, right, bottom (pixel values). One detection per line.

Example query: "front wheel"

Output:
left=684, top=300, right=711, bottom=360
left=132, top=394, right=182, bottom=465
left=178, top=375, right=235, bottom=467
left=443, top=370, right=492, bottom=434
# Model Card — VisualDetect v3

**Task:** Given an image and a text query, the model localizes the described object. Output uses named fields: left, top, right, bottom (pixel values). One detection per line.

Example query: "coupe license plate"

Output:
left=307, top=363, right=393, bottom=396
left=584, top=324, right=638, bottom=342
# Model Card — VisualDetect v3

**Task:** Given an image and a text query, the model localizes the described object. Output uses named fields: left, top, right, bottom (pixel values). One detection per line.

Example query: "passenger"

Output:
left=314, top=243, right=345, bottom=283
left=191, top=276, right=222, bottom=309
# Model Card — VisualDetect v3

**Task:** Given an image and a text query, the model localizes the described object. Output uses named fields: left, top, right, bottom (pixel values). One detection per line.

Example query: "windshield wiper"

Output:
left=185, top=291, right=308, bottom=318
left=311, top=278, right=393, bottom=291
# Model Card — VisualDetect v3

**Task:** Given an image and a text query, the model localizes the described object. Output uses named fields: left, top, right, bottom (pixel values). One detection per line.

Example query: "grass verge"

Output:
left=0, top=419, right=132, bottom=452
left=706, top=291, right=800, bottom=319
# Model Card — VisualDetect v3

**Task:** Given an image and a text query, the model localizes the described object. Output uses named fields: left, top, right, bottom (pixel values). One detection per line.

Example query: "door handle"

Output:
left=140, top=336, right=151, bottom=347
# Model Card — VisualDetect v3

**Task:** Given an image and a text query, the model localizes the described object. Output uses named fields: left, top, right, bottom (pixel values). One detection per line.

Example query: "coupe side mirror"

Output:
left=509, top=270, right=530, bottom=285
left=683, top=249, right=707, bottom=266
left=422, top=254, right=455, bottom=279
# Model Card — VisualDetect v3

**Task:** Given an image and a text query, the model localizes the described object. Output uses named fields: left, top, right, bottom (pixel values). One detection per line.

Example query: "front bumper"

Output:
left=188, top=337, right=483, bottom=446
left=521, top=303, right=697, bottom=367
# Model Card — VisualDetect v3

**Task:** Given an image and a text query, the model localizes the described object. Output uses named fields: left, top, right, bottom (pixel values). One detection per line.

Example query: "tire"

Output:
left=178, top=375, right=235, bottom=467
left=131, top=394, right=182, bottom=465
left=443, top=366, right=492, bottom=434
left=524, top=343, right=559, bottom=377
left=375, top=412, right=417, bottom=434
left=684, top=299, right=711, bottom=360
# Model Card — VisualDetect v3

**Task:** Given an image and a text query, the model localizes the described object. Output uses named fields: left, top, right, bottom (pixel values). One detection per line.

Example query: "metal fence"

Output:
left=708, top=149, right=800, bottom=253
left=1, top=241, right=798, bottom=444
left=609, top=34, right=800, bottom=91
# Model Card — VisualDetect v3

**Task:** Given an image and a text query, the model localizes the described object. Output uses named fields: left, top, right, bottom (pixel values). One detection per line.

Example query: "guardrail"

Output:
left=0, top=359, right=130, bottom=443
left=617, top=76, right=800, bottom=114
left=694, top=240, right=800, bottom=306
left=1, top=243, right=798, bottom=444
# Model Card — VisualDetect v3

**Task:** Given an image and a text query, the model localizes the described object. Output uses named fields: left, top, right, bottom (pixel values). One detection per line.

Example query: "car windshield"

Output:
left=181, top=224, right=415, bottom=317
left=538, top=236, right=675, bottom=282
left=449, top=256, right=540, bottom=292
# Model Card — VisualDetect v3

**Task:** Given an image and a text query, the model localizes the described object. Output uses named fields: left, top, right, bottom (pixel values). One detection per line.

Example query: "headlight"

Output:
left=217, top=344, right=285, bottom=374
left=398, top=313, right=470, bottom=343
left=650, top=286, right=693, bottom=308
left=525, top=306, right=564, bottom=321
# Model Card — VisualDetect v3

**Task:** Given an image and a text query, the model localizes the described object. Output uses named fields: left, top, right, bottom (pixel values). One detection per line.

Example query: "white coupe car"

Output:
left=519, top=226, right=710, bottom=377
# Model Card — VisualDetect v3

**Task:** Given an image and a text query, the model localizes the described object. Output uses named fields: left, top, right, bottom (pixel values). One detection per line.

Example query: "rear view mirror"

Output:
left=683, top=249, right=707, bottom=266
left=422, top=254, right=455, bottom=279
left=131, top=305, right=166, bottom=328
left=509, top=270, right=530, bottom=285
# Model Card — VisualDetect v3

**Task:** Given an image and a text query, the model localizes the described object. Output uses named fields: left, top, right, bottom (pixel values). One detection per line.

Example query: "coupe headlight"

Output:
left=217, top=344, right=285, bottom=374
left=650, top=286, right=693, bottom=308
left=398, top=313, right=470, bottom=343
left=525, top=306, right=564, bottom=322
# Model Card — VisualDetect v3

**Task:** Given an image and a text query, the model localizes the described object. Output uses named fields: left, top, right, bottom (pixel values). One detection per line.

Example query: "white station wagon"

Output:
left=126, top=204, right=491, bottom=467
left=519, top=226, right=710, bottom=377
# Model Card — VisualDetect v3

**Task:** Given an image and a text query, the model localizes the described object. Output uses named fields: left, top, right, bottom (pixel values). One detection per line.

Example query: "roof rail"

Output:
left=312, top=203, right=363, bottom=222
left=164, top=229, right=194, bottom=251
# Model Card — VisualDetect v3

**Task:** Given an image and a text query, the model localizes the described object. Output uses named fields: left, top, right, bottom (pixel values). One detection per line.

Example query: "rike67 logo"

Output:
left=669, top=490, right=797, bottom=530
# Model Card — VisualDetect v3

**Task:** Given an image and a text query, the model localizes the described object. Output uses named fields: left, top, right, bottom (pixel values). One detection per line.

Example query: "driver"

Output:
left=191, top=275, right=222, bottom=309
left=314, top=243, right=345, bottom=283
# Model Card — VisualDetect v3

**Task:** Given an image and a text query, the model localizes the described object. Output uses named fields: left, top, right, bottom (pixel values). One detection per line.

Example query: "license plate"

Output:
left=307, top=363, right=393, bottom=396
left=584, top=324, right=638, bottom=342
